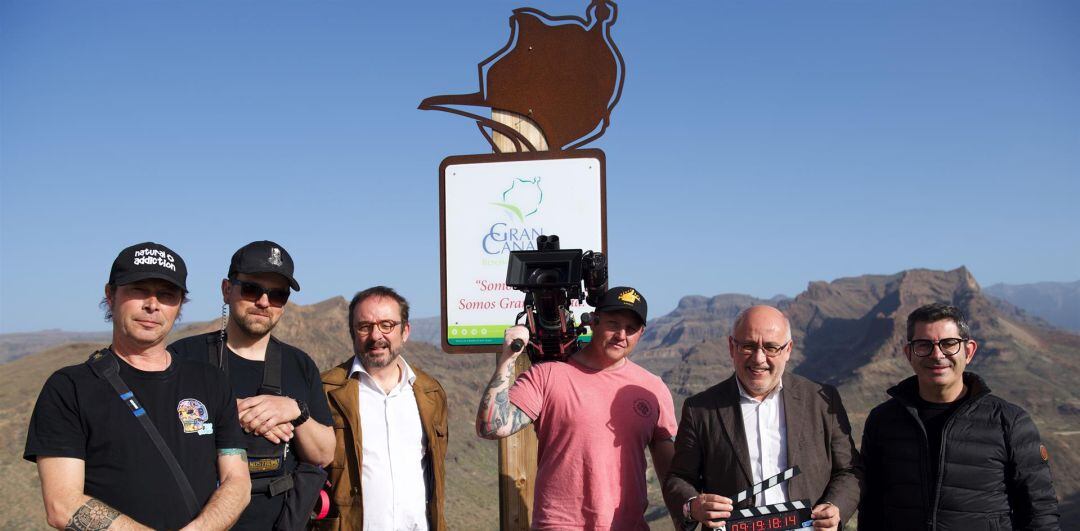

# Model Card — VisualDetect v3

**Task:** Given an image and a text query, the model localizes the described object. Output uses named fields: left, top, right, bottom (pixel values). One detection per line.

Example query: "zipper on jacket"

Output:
left=901, top=404, right=933, bottom=529
left=928, top=395, right=983, bottom=530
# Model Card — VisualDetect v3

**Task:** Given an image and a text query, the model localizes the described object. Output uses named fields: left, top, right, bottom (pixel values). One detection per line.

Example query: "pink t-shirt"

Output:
left=509, top=357, right=677, bottom=530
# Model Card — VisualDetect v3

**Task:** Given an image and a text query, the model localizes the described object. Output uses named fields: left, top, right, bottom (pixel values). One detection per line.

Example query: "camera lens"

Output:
left=528, top=268, right=561, bottom=285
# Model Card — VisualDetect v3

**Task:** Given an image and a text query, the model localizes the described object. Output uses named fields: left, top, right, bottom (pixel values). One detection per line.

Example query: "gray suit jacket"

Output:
left=662, top=373, right=863, bottom=528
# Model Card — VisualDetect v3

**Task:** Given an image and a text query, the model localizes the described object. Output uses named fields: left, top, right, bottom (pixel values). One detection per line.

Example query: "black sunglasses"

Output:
left=230, top=279, right=290, bottom=307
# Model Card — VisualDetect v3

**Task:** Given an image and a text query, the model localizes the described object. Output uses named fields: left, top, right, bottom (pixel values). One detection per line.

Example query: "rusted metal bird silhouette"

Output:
left=419, top=0, right=625, bottom=152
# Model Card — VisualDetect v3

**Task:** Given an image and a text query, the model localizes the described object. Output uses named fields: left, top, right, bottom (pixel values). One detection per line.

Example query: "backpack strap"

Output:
left=86, top=349, right=200, bottom=520
left=257, top=338, right=283, bottom=396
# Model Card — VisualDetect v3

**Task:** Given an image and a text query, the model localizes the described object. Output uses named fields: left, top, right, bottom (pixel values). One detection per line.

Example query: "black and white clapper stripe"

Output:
left=733, top=466, right=800, bottom=504
left=733, top=499, right=810, bottom=519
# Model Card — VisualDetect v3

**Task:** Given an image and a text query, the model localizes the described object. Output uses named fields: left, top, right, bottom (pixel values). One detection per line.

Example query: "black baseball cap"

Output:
left=109, top=242, right=188, bottom=292
left=595, top=286, right=648, bottom=325
left=228, top=240, right=300, bottom=291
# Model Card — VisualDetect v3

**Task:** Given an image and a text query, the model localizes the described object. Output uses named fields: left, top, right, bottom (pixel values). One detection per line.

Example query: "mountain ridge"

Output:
left=1, top=267, right=1077, bottom=527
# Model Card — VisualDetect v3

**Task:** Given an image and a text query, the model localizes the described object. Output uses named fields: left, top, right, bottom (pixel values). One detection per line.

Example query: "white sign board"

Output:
left=440, top=150, right=606, bottom=352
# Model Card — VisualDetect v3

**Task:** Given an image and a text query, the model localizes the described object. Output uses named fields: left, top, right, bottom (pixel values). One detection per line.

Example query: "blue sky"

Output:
left=2, top=0, right=1077, bottom=333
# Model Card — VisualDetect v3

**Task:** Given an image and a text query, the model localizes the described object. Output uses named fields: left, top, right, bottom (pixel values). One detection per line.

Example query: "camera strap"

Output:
left=86, top=349, right=200, bottom=520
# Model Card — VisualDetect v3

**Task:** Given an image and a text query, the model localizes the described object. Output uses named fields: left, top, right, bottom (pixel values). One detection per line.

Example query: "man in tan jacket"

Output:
left=318, top=286, right=448, bottom=531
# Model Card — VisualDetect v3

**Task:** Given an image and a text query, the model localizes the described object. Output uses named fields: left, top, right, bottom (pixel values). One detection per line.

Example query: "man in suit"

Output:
left=663, top=305, right=862, bottom=530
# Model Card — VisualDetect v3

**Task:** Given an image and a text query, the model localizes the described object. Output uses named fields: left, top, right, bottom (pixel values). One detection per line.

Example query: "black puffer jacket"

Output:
left=859, top=373, right=1059, bottom=530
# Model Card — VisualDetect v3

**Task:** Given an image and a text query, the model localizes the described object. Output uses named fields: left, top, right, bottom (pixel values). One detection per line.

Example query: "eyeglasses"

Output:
left=908, top=338, right=967, bottom=357
left=230, top=279, right=290, bottom=307
left=354, top=320, right=402, bottom=336
left=731, top=339, right=791, bottom=357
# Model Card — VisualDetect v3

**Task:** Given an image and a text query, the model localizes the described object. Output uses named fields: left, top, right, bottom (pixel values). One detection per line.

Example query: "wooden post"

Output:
left=492, top=109, right=547, bottom=530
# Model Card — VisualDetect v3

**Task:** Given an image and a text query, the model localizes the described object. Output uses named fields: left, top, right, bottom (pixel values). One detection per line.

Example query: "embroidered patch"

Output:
left=633, top=398, right=652, bottom=418
left=249, top=457, right=283, bottom=473
left=1040, top=444, right=1049, bottom=462
left=618, top=289, right=642, bottom=304
left=177, top=398, right=209, bottom=434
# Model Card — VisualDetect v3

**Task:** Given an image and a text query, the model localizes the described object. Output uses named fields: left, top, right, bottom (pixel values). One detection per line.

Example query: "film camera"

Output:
left=505, top=234, right=607, bottom=363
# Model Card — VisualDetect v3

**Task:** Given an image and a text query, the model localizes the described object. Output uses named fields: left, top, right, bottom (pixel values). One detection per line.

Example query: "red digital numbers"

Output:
left=729, top=510, right=802, bottom=530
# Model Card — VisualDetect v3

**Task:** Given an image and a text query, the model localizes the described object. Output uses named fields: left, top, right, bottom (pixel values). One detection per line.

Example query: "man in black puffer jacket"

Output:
left=859, top=303, right=1059, bottom=530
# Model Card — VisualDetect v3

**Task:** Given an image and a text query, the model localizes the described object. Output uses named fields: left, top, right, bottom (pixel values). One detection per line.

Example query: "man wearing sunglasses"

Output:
left=859, top=303, right=1059, bottom=529
left=170, top=240, right=335, bottom=530
left=319, top=286, right=448, bottom=531
left=663, top=305, right=863, bottom=530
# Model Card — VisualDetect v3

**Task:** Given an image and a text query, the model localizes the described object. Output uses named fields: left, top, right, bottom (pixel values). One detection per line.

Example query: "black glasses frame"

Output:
left=907, top=338, right=968, bottom=357
left=229, top=279, right=290, bottom=307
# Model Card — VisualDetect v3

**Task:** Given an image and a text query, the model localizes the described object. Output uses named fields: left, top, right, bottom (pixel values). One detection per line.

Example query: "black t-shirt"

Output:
left=916, top=394, right=965, bottom=499
left=24, top=351, right=246, bottom=530
left=169, top=333, right=332, bottom=530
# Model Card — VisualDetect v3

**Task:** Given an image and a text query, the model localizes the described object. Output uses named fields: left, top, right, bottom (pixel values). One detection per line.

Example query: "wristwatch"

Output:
left=682, top=496, right=698, bottom=522
left=291, top=399, right=310, bottom=427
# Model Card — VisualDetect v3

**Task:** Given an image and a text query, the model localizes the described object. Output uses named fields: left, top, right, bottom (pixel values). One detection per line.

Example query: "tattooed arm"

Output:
left=37, top=457, right=151, bottom=530
left=179, top=449, right=250, bottom=531
left=476, top=325, right=534, bottom=439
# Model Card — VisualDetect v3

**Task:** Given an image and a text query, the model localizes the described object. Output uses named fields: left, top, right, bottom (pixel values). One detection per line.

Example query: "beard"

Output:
left=358, top=336, right=402, bottom=370
left=232, top=309, right=279, bottom=338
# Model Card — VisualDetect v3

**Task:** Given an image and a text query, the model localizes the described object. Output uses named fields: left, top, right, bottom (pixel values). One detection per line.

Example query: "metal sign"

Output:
left=439, top=150, right=606, bottom=353
left=420, top=0, right=624, bottom=152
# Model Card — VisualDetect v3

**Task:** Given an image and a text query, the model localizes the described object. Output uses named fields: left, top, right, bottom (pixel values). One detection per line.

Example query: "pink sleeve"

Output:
left=652, top=379, right=678, bottom=443
left=509, top=364, right=548, bottom=421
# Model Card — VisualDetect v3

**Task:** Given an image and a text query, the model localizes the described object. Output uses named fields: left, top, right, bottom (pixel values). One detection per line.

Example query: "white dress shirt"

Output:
left=350, top=355, right=429, bottom=531
left=737, top=378, right=789, bottom=506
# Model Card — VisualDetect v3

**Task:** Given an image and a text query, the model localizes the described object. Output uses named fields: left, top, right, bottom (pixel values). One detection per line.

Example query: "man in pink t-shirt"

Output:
left=477, top=286, right=677, bottom=530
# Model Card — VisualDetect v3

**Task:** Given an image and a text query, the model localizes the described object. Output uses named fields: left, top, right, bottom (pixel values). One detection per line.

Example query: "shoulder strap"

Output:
left=87, top=349, right=200, bottom=520
left=258, top=338, right=282, bottom=396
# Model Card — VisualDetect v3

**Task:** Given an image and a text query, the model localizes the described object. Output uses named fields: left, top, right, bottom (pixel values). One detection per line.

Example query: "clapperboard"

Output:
left=723, top=467, right=813, bottom=530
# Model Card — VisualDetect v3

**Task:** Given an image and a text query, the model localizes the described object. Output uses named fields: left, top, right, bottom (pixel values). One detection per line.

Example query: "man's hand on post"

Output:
left=690, top=493, right=733, bottom=529
left=810, top=502, right=839, bottom=530
left=237, top=395, right=301, bottom=436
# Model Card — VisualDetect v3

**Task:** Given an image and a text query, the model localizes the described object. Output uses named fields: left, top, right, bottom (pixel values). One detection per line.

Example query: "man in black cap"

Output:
left=169, top=240, right=335, bottom=530
left=25, top=242, right=250, bottom=530
left=477, top=287, right=678, bottom=530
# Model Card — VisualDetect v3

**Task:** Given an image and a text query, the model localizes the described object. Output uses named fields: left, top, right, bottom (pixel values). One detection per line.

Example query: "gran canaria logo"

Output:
left=482, top=177, right=545, bottom=255
left=492, top=177, right=543, bottom=222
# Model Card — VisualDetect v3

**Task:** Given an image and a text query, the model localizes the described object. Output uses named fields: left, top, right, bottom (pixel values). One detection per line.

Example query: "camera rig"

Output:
left=505, top=234, right=607, bottom=363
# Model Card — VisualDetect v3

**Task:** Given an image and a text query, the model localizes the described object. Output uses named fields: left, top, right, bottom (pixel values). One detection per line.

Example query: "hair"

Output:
left=906, top=303, right=971, bottom=340
left=100, top=283, right=189, bottom=322
left=347, top=286, right=410, bottom=340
